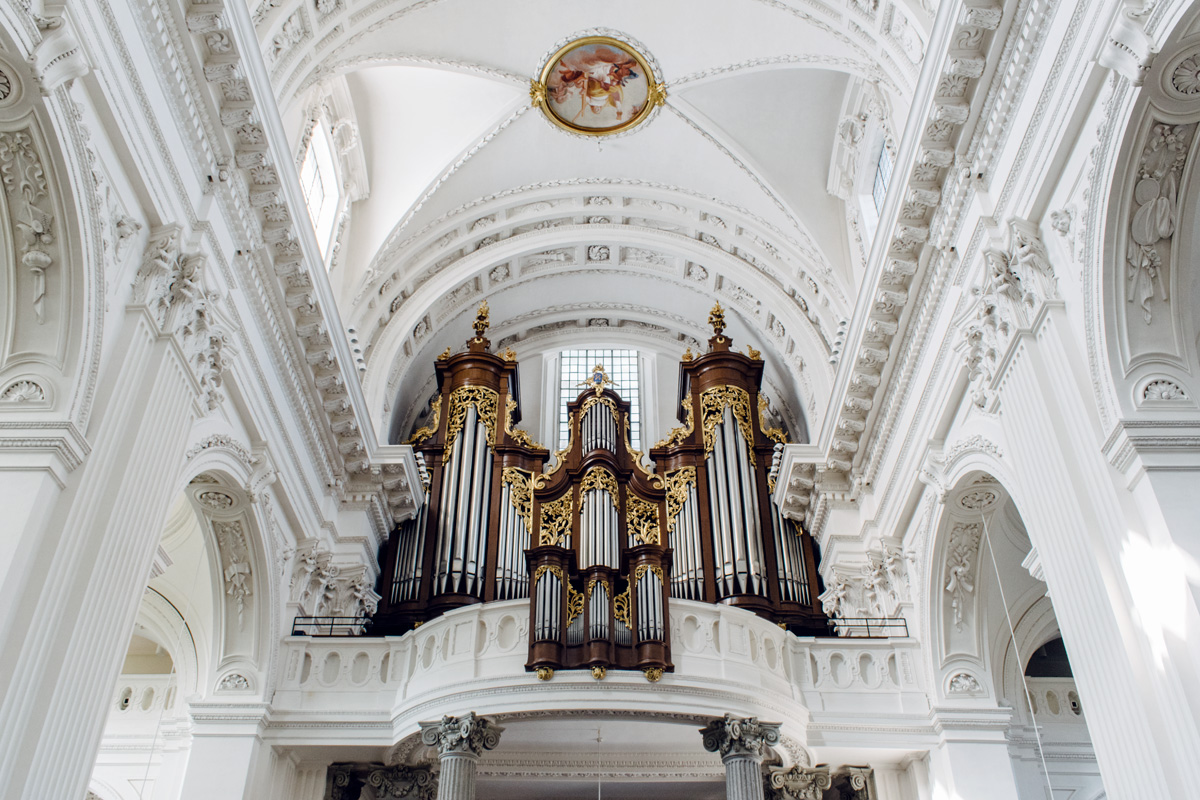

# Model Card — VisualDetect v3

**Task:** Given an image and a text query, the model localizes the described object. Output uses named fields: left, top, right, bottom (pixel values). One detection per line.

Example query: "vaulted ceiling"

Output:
left=249, top=0, right=935, bottom=442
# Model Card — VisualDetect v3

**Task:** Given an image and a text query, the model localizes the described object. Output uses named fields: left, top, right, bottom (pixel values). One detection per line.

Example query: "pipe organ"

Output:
left=373, top=301, right=828, bottom=681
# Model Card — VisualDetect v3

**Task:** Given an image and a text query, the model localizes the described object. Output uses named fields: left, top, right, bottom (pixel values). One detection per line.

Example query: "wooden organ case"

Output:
left=372, top=302, right=828, bottom=682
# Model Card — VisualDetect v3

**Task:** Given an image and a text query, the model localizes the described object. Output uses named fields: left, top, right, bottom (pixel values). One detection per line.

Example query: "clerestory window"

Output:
left=299, top=125, right=340, bottom=260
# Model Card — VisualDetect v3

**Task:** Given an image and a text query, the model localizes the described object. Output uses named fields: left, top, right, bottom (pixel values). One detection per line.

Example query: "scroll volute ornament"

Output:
left=699, top=714, right=782, bottom=760
left=419, top=712, right=504, bottom=757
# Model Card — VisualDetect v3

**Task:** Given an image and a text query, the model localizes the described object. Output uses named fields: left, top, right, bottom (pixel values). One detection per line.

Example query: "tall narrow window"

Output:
left=299, top=126, right=339, bottom=259
left=872, top=145, right=893, bottom=215
left=558, top=349, right=641, bottom=450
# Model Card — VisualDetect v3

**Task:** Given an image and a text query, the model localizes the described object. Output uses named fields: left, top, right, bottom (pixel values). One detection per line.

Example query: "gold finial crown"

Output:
left=708, top=302, right=726, bottom=336
left=577, top=364, right=615, bottom=396
left=473, top=300, right=490, bottom=338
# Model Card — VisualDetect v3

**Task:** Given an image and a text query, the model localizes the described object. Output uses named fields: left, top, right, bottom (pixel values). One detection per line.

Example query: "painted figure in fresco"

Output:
left=549, top=45, right=642, bottom=125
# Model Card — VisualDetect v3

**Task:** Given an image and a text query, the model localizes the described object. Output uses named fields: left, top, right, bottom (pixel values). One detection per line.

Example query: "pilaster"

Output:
left=996, top=306, right=1200, bottom=796
left=0, top=307, right=203, bottom=800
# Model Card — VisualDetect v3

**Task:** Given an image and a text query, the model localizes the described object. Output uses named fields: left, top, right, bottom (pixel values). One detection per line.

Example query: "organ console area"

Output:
left=371, top=301, right=829, bottom=680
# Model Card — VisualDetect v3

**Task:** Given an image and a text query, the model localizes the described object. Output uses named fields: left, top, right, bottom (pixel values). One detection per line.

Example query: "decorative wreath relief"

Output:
left=531, top=33, right=666, bottom=137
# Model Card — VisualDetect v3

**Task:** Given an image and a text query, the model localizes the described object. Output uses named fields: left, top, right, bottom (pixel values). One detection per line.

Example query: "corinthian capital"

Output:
left=419, top=712, right=503, bottom=757
left=699, top=714, right=781, bottom=760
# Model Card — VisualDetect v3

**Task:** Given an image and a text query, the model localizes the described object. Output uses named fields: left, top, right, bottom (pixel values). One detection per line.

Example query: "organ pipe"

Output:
left=373, top=299, right=828, bottom=673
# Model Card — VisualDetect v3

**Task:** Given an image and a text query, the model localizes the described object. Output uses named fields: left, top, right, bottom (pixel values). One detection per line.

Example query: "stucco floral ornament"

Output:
left=1127, top=123, right=1193, bottom=322
left=1171, top=53, right=1200, bottom=95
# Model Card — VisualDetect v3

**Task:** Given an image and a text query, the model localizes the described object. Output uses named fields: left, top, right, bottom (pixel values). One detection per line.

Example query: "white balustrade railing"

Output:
left=273, top=599, right=926, bottom=720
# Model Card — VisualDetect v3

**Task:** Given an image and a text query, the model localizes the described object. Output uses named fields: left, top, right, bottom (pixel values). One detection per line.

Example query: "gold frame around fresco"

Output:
left=530, top=35, right=666, bottom=137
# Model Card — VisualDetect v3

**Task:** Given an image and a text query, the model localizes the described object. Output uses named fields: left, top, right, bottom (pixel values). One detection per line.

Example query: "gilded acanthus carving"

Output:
left=1127, top=123, right=1194, bottom=323
left=443, top=385, right=499, bottom=456
left=501, top=467, right=534, bottom=535
left=664, top=466, right=696, bottom=535
left=700, top=385, right=757, bottom=465
left=626, top=493, right=660, bottom=545
left=699, top=714, right=781, bottom=760
left=418, top=712, right=503, bottom=757
left=538, top=492, right=572, bottom=547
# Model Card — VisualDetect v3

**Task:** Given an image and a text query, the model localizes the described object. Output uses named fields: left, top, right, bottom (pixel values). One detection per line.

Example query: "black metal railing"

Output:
left=827, top=616, right=909, bottom=638
left=291, top=616, right=369, bottom=636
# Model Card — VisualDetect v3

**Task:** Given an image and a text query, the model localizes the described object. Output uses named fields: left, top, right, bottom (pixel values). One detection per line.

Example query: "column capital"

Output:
left=699, top=714, right=781, bottom=761
left=419, top=713, right=503, bottom=758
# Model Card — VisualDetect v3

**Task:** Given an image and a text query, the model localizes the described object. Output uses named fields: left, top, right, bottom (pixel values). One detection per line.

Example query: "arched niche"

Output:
left=173, top=435, right=285, bottom=699
left=0, top=18, right=106, bottom=426
left=1100, top=2, right=1200, bottom=419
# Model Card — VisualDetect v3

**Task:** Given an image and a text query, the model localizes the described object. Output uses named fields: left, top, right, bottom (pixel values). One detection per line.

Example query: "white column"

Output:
left=177, top=705, right=270, bottom=800
left=288, top=764, right=329, bottom=800
left=921, top=734, right=1017, bottom=800
left=419, top=713, right=503, bottom=800
left=996, top=308, right=1200, bottom=796
left=0, top=313, right=199, bottom=800
left=699, top=714, right=781, bottom=800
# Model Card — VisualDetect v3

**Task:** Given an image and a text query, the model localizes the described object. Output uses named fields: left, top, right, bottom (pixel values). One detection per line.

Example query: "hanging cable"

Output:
left=135, top=510, right=209, bottom=799
left=980, top=510, right=1053, bottom=800
left=595, top=726, right=603, bottom=800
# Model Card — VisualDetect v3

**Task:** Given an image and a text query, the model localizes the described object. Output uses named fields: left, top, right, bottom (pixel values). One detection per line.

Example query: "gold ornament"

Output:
left=643, top=667, right=664, bottom=682
left=654, top=401, right=693, bottom=449
left=501, top=347, right=517, bottom=361
left=438, top=347, right=452, bottom=360
left=682, top=347, right=694, bottom=362
left=577, top=364, right=614, bottom=396
left=580, top=466, right=619, bottom=508
left=505, top=397, right=543, bottom=449
left=529, top=79, right=546, bottom=107
left=473, top=299, right=490, bottom=338
left=405, top=394, right=442, bottom=445
left=664, top=467, right=697, bottom=535
left=758, top=394, right=788, bottom=445
left=536, top=666, right=554, bottom=681
left=627, top=494, right=661, bottom=546
left=501, top=467, right=534, bottom=536
left=700, top=385, right=756, bottom=466
left=443, top=386, right=499, bottom=457
left=539, top=492, right=573, bottom=547
left=613, top=585, right=631, bottom=627
left=708, top=302, right=726, bottom=336
left=746, top=344, right=761, bottom=359
left=591, top=665, right=607, bottom=680
left=649, top=82, right=668, bottom=107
